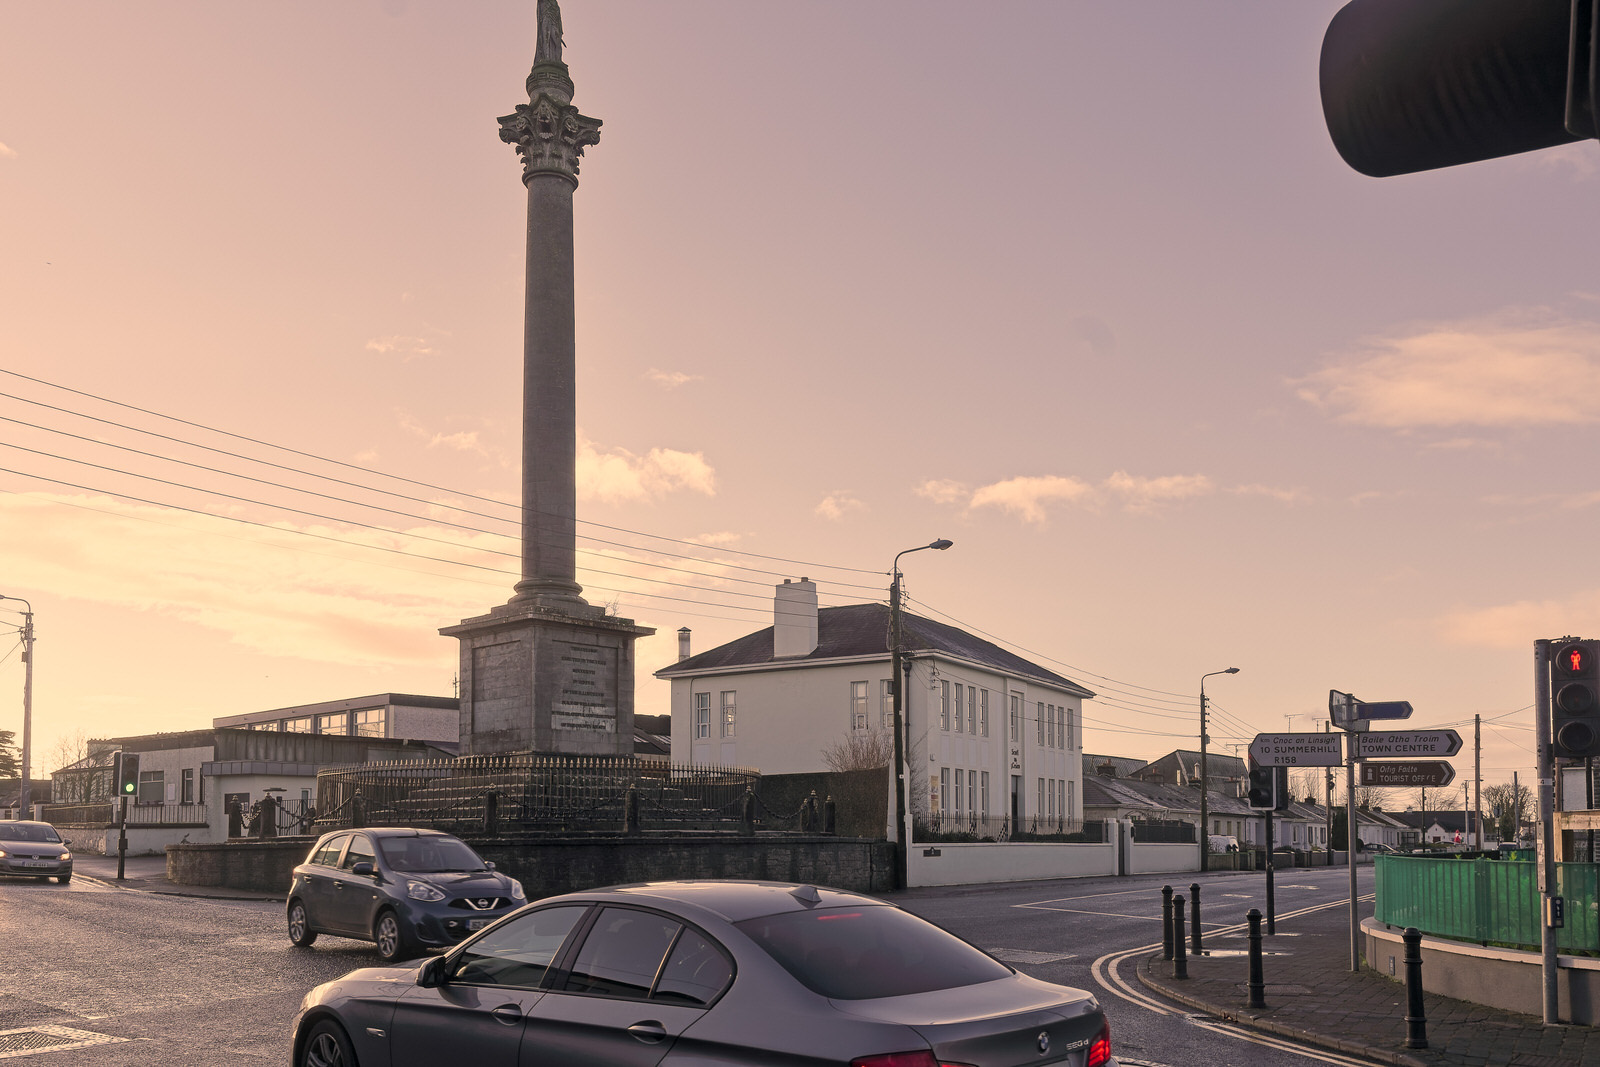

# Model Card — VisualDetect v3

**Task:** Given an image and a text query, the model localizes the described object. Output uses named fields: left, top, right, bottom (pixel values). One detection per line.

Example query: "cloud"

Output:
left=1297, top=314, right=1600, bottom=428
left=1103, top=471, right=1213, bottom=512
left=646, top=368, right=702, bottom=389
left=914, top=479, right=969, bottom=505
left=366, top=334, right=442, bottom=361
left=969, top=475, right=1095, bottom=523
left=0, top=492, right=504, bottom=667
left=577, top=436, right=715, bottom=503
left=0, top=142, right=17, bottom=160
left=1228, top=483, right=1311, bottom=505
left=1439, top=594, right=1600, bottom=649
left=815, top=493, right=865, bottom=520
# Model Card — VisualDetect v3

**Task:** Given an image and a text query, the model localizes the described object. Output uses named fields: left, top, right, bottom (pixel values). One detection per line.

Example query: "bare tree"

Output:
left=44, top=729, right=93, bottom=804
left=1482, top=781, right=1532, bottom=842
left=821, top=730, right=894, bottom=772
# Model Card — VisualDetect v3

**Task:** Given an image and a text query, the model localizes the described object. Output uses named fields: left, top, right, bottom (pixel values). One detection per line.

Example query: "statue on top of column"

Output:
left=536, top=0, right=565, bottom=65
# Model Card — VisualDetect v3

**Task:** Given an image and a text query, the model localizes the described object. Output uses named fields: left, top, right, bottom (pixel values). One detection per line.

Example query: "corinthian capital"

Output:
left=498, top=95, right=602, bottom=185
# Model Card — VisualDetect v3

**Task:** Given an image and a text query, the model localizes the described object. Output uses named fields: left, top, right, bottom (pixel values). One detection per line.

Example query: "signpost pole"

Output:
left=1346, top=724, right=1359, bottom=971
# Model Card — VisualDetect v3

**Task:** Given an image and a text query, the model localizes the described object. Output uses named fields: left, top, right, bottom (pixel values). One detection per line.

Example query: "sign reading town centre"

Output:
left=1248, top=732, right=1345, bottom=767
left=1352, top=729, right=1463, bottom=760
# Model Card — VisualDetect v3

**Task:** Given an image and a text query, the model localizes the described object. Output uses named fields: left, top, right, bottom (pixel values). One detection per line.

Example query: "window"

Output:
left=980, top=771, right=990, bottom=817
left=353, top=708, right=386, bottom=738
left=851, top=681, right=869, bottom=731
left=137, top=770, right=163, bottom=806
left=940, top=680, right=951, bottom=732
left=694, top=693, right=711, bottom=739
left=564, top=908, right=682, bottom=999
left=655, top=928, right=733, bottom=1006
left=1010, top=693, right=1020, bottom=740
left=1036, top=777, right=1044, bottom=817
left=880, top=679, right=893, bottom=728
left=1067, top=779, right=1075, bottom=820
left=181, top=768, right=195, bottom=804
left=317, top=711, right=349, bottom=736
left=452, top=905, right=587, bottom=989
left=967, top=686, right=976, bottom=734
left=1037, top=702, right=1045, bottom=746
left=1058, top=779, right=1066, bottom=819
left=939, top=767, right=950, bottom=816
left=954, top=769, right=964, bottom=816
left=967, top=772, right=976, bottom=816
left=953, top=683, right=964, bottom=733
left=720, top=691, right=736, bottom=737
left=308, top=833, right=350, bottom=867
left=1047, top=779, right=1056, bottom=817
left=1046, top=704, right=1056, bottom=749
left=980, top=689, right=990, bottom=737
left=1064, top=704, right=1075, bottom=749
left=283, top=716, right=313, bottom=734
left=341, top=835, right=375, bottom=871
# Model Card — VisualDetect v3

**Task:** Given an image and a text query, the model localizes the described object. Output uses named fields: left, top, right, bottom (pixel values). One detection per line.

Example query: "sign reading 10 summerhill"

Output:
left=553, top=641, right=615, bottom=733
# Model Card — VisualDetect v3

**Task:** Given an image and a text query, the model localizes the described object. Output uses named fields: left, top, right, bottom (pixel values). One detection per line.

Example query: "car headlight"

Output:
left=58, top=853, right=71, bottom=861
left=509, top=879, right=525, bottom=900
left=0, top=850, right=7, bottom=858
left=406, top=880, right=446, bottom=902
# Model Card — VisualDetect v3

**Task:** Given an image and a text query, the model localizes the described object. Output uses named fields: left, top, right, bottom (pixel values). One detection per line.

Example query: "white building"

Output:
left=655, top=580, right=1095, bottom=834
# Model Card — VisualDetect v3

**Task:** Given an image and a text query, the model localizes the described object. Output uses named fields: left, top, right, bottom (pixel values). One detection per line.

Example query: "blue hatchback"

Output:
left=287, top=827, right=524, bottom=961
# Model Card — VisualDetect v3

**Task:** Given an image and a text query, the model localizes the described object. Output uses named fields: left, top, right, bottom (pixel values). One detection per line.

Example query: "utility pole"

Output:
left=0, top=595, right=33, bottom=816
left=1474, top=714, right=1483, bottom=850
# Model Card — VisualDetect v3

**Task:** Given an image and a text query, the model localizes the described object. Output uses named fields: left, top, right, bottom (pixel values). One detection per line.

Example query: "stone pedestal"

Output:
left=443, top=605, right=654, bottom=757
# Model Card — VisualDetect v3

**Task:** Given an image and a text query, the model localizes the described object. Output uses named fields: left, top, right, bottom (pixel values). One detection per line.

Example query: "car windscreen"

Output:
left=378, top=835, right=488, bottom=873
left=734, top=904, right=1011, bottom=1000
left=0, top=824, right=60, bottom=843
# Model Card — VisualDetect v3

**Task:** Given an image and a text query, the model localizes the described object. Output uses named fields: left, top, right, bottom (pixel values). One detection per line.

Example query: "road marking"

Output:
left=987, top=947, right=1077, bottom=964
left=0, top=1025, right=127, bottom=1059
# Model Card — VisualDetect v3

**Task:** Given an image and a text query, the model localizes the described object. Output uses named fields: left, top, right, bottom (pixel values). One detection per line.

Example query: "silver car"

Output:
left=0, top=820, right=72, bottom=883
left=291, top=879, right=1116, bottom=1067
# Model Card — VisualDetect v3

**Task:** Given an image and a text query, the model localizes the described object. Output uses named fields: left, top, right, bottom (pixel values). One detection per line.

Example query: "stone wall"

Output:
left=168, top=834, right=893, bottom=897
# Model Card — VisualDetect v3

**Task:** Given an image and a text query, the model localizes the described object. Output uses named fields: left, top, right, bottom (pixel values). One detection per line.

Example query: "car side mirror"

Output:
left=484, top=861, right=496, bottom=871
left=351, top=861, right=375, bottom=877
left=416, top=955, right=447, bottom=988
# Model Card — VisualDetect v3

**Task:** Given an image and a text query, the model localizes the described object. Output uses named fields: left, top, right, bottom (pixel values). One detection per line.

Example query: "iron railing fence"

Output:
left=1129, top=819, right=1197, bottom=844
left=41, top=801, right=210, bottom=827
left=1375, top=853, right=1600, bottom=953
left=915, top=813, right=1107, bottom=843
left=313, top=756, right=761, bottom=835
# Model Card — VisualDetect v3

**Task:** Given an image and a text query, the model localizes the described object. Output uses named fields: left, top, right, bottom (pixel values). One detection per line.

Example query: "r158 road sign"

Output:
left=1353, top=729, right=1463, bottom=760
left=1359, top=761, right=1455, bottom=788
left=1249, top=732, right=1344, bottom=766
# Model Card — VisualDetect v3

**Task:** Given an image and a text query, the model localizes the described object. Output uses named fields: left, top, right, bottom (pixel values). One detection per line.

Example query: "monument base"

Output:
left=441, top=604, right=654, bottom=756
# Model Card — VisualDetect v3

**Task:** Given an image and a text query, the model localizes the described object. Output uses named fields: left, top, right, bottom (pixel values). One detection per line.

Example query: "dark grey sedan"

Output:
left=0, top=820, right=72, bottom=883
left=286, top=827, right=524, bottom=962
left=290, top=879, right=1116, bottom=1067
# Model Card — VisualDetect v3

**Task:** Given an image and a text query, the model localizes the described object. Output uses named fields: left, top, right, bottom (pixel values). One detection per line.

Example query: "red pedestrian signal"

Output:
left=1551, top=640, right=1600, bottom=758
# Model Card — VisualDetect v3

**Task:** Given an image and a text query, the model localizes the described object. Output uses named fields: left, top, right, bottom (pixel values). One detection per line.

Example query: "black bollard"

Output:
left=1172, top=896, right=1189, bottom=979
left=483, top=790, right=500, bottom=836
left=624, top=785, right=641, bottom=835
left=1247, top=909, right=1266, bottom=1008
left=1190, top=883, right=1204, bottom=954
left=824, top=794, right=837, bottom=835
left=1161, top=886, right=1175, bottom=960
left=1403, top=927, right=1428, bottom=1049
left=740, top=788, right=756, bottom=836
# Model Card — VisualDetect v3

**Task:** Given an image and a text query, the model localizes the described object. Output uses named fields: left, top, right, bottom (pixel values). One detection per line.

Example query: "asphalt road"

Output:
left=0, top=862, right=1376, bottom=1066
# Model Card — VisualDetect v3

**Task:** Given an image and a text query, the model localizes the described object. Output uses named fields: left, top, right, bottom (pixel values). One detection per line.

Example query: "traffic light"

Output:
left=1550, top=640, right=1600, bottom=758
left=1320, top=0, right=1590, bottom=177
left=113, top=751, right=140, bottom=798
left=1274, top=767, right=1290, bottom=812
left=1247, top=761, right=1276, bottom=810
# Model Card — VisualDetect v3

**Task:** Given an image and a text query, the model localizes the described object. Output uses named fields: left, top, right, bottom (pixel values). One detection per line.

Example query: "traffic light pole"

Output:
left=1535, top=639, right=1558, bottom=1023
left=116, top=795, right=128, bottom=880
left=1264, top=810, right=1275, bottom=935
left=1347, top=731, right=1359, bottom=971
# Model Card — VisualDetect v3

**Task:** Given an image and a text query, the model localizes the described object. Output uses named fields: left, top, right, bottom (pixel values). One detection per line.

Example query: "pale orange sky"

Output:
left=4, top=2, right=1598, bottom=801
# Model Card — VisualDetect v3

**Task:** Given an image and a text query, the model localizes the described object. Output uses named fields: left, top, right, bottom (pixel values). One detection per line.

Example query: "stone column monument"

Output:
left=442, top=0, right=653, bottom=756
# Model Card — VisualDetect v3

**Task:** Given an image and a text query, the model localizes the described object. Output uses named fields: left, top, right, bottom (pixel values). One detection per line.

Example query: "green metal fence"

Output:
left=1374, top=853, right=1600, bottom=953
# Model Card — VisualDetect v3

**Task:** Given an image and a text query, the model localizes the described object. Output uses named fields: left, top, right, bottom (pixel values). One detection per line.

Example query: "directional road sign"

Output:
left=1357, top=700, right=1413, bottom=720
left=1249, top=732, right=1345, bottom=767
left=1329, top=690, right=1357, bottom=726
left=1360, top=761, right=1455, bottom=788
left=1353, top=729, right=1463, bottom=760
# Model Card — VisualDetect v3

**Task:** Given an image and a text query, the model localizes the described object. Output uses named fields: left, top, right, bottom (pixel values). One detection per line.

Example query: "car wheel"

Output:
left=300, top=1018, right=357, bottom=1067
left=287, top=899, right=318, bottom=947
left=57, top=873, right=71, bottom=884
left=373, top=909, right=413, bottom=962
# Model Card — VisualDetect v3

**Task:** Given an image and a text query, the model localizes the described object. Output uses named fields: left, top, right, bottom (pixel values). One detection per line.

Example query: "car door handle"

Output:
left=490, top=1005, right=523, bottom=1025
left=626, top=1022, right=669, bottom=1044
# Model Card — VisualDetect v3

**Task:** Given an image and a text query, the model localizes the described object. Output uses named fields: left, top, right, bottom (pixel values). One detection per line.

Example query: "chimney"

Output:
left=677, top=627, right=691, bottom=662
left=773, top=578, right=818, bottom=658
left=1096, top=761, right=1117, bottom=778
left=1148, top=770, right=1165, bottom=785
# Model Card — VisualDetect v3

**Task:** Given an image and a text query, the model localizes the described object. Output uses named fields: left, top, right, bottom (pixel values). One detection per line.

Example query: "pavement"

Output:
left=1137, top=892, right=1598, bottom=1067
left=69, top=853, right=283, bottom=902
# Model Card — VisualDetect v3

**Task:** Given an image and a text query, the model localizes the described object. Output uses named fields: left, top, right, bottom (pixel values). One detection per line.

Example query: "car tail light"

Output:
left=848, top=1054, right=973, bottom=1067
left=1087, top=1018, right=1112, bottom=1067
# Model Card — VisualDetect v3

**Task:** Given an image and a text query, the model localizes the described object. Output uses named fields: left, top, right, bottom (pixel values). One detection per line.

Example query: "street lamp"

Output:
left=0, top=595, right=34, bottom=817
left=1199, top=666, right=1239, bottom=873
left=890, top=538, right=952, bottom=890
